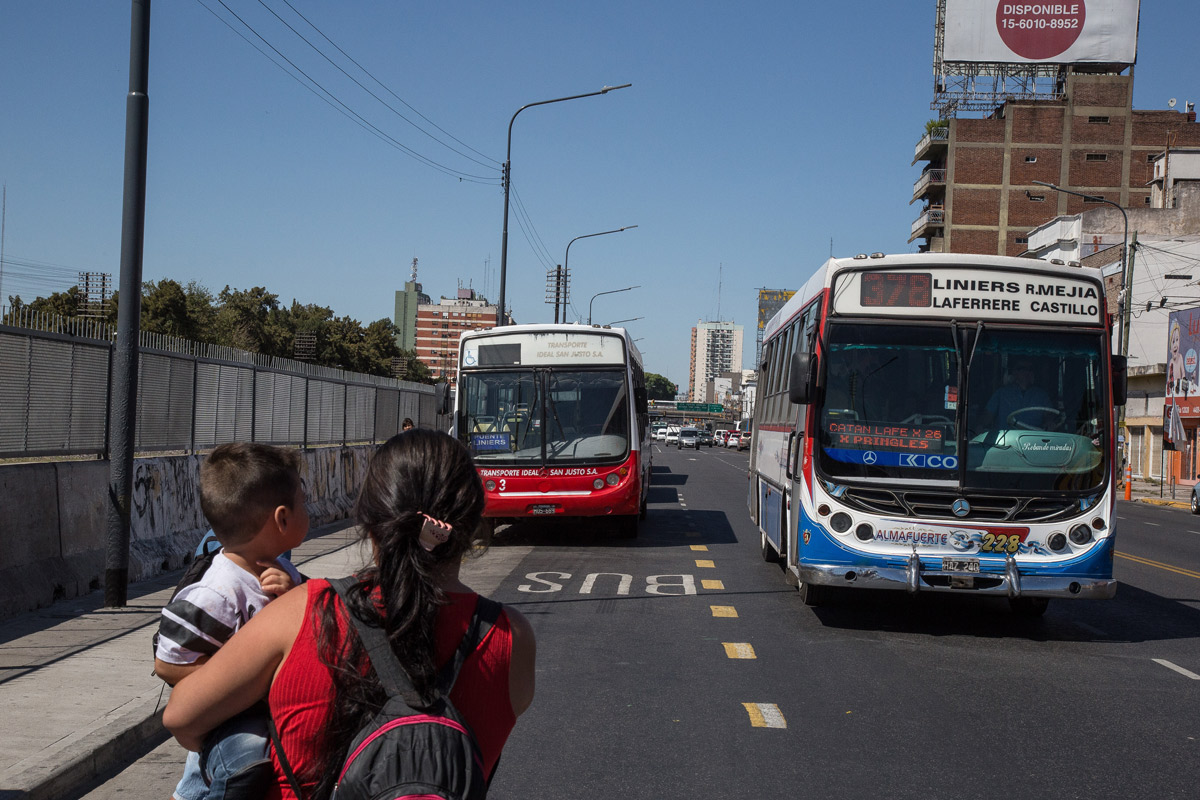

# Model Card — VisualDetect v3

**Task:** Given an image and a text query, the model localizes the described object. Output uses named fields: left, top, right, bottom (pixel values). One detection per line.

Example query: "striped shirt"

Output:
left=156, top=552, right=303, bottom=665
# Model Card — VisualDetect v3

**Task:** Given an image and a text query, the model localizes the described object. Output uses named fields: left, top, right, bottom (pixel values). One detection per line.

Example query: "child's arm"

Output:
left=154, top=656, right=209, bottom=686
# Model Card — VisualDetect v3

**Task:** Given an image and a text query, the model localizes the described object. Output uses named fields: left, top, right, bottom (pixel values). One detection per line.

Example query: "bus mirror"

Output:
left=634, top=387, right=649, bottom=415
left=788, top=352, right=813, bottom=404
left=1111, top=354, right=1127, bottom=406
left=435, top=382, right=451, bottom=415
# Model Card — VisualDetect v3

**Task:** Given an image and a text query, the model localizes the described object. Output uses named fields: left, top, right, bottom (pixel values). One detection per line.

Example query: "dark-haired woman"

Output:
left=164, top=430, right=536, bottom=799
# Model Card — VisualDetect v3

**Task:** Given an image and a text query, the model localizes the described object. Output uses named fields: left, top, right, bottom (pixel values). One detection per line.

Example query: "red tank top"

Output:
left=267, top=579, right=516, bottom=799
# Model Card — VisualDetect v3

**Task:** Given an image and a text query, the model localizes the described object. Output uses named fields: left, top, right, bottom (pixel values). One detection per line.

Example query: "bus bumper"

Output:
left=794, top=560, right=1117, bottom=599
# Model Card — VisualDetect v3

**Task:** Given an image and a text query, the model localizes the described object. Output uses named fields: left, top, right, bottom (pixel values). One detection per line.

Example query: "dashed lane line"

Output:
left=723, top=643, right=757, bottom=659
left=743, top=703, right=787, bottom=729
left=695, top=559, right=716, bottom=569
left=691, top=545, right=709, bottom=551
left=701, top=579, right=724, bottom=590
left=1153, top=659, right=1200, bottom=680
left=711, top=605, right=738, bottom=618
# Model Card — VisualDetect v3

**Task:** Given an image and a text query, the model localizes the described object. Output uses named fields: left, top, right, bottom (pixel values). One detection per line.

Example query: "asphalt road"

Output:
left=75, top=442, right=1200, bottom=799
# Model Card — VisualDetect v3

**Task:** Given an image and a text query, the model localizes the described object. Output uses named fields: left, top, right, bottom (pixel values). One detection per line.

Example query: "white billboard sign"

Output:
left=944, top=0, right=1139, bottom=64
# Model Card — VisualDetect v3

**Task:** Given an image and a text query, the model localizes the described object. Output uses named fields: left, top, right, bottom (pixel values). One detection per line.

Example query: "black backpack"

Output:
left=274, top=576, right=502, bottom=800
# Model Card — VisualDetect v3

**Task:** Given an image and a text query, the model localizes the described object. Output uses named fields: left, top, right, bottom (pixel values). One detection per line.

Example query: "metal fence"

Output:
left=0, top=307, right=444, bottom=459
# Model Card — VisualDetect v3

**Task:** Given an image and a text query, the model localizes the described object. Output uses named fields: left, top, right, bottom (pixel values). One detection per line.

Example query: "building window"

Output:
left=1014, top=236, right=1028, bottom=244
left=1028, top=194, right=1045, bottom=202
left=1024, top=156, right=1037, bottom=163
left=1085, top=153, right=1108, bottom=162
left=1145, top=196, right=1152, bottom=204
left=1148, top=154, right=1158, bottom=163
left=1088, top=116, right=1110, bottom=124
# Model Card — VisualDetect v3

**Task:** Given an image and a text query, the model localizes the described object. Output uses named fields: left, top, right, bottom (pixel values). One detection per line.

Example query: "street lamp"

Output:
left=608, top=317, right=643, bottom=326
left=556, top=225, right=637, bottom=323
left=588, top=285, right=640, bottom=325
left=1031, top=180, right=1130, bottom=356
left=498, top=83, right=632, bottom=327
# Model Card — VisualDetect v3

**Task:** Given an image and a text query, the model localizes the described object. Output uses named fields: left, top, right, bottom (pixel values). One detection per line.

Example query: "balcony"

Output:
left=909, top=206, right=945, bottom=242
left=911, top=168, right=946, bottom=204
left=912, top=126, right=948, bottom=164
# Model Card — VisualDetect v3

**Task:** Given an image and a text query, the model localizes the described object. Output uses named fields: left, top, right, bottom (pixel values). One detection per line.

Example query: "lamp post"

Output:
left=498, top=83, right=632, bottom=327
left=559, top=225, right=637, bottom=323
left=588, top=285, right=640, bottom=325
left=1031, top=181, right=1130, bottom=356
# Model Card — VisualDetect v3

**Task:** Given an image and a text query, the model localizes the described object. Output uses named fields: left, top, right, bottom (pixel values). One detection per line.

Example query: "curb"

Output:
left=0, top=691, right=169, bottom=800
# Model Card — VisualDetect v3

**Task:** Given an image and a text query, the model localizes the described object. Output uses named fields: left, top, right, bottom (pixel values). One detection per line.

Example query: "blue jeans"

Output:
left=172, top=710, right=273, bottom=800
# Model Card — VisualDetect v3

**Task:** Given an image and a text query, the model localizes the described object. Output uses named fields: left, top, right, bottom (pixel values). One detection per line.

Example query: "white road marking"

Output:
left=1152, top=659, right=1200, bottom=680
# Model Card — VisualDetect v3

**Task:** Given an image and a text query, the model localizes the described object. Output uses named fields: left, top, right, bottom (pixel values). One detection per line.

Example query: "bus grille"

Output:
left=838, top=488, right=1085, bottom=523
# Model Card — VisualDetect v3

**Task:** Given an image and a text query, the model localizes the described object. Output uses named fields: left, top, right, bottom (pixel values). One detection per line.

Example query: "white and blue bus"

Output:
left=748, top=253, right=1126, bottom=614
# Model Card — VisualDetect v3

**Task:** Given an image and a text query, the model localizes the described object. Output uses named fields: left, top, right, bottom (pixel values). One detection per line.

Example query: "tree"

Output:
left=645, top=372, right=677, bottom=401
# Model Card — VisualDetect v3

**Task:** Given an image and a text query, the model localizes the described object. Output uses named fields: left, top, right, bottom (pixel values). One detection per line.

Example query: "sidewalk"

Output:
left=0, top=522, right=375, bottom=800
left=1125, top=477, right=1194, bottom=510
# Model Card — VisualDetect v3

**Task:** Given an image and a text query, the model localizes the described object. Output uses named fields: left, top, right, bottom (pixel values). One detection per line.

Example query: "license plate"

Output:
left=530, top=505, right=558, bottom=515
left=941, top=558, right=980, bottom=573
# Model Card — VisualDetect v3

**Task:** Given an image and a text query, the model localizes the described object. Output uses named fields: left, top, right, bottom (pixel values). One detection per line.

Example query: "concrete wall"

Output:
left=0, top=445, right=372, bottom=620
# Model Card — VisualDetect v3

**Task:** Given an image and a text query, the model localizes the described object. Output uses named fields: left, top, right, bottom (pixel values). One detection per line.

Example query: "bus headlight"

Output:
left=606, top=473, right=620, bottom=486
left=830, top=513, right=853, bottom=533
left=485, top=480, right=496, bottom=491
left=1069, top=524, right=1093, bottom=546
left=1048, top=532, right=1068, bottom=552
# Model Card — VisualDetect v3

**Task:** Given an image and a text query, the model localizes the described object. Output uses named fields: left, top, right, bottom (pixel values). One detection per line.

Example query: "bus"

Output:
left=748, top=252, right=1127, bottom=614
left=454, top=323, right=652, bottom=537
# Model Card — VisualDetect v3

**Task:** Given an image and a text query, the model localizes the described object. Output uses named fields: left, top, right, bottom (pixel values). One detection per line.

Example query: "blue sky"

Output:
left=2, top=1, right=1196, bottom=389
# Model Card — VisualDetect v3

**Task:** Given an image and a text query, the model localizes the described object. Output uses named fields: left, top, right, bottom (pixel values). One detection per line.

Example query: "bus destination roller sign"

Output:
left=835, top=268, right=1103, bottom=324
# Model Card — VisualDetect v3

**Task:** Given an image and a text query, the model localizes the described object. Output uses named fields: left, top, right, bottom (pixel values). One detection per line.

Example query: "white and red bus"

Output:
left=748, top=253, right=1127, bottom=614
left=454, top=324, right=651, bottom=537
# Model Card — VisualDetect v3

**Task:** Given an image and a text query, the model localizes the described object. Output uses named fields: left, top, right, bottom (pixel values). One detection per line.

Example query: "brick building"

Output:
left=912, top=73, right=1200, bottom=256
left=413, top=289, right=508, bottom=386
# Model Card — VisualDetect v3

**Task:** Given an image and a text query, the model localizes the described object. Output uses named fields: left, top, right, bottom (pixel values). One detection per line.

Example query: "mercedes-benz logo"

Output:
left=952, top=498, right=971, bottom=517
left=863, top=451, right=877, bottom=464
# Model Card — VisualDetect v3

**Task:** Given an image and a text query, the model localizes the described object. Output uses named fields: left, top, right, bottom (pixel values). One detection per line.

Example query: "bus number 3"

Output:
left=981, top=533, right=1021, bottom=554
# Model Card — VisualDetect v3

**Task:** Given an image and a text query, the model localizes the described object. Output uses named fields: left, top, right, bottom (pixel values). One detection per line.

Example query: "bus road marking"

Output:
left=723, top=642, right=756, bottom=659
left=1153, top=659, right=1200, bottom=680
left=690, top=545, right=709, bottom=551
left=701, top=579, right=724, bottom=590
left=1144, top=522, right=1161, bottom=527
left=743, top=703, right=786, bottom=728
left=1116, top=552, right=1200, bottom=580
left=695, top=559, right=715, bottom=568
left=711, top=605, right=738, bottom=617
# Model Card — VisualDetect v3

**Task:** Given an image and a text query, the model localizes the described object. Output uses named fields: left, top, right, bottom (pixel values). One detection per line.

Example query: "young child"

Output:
left=155, top=442, right=309, bottom=800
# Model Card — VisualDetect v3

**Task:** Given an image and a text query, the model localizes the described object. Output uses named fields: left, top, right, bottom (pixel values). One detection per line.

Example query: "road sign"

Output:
left=677, top=402, right=723, bottom=413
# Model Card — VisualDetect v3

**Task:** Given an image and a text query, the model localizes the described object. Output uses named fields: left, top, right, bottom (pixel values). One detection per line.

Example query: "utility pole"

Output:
left=106, top=0, right=152, bottom=607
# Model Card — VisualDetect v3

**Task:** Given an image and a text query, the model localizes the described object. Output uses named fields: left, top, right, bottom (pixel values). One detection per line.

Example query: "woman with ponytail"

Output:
left=164, top=431, right=536, bottom=799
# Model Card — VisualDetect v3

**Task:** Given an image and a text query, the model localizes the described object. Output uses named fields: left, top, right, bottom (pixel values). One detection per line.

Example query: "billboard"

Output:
left=1166, top=308, right=1200, bottom=420
left=757, top=289, right=796, bottom=330
left=943, top=0, right=1139, bottom=64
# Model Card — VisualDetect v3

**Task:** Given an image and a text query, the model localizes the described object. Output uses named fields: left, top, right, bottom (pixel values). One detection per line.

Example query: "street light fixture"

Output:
left=498, top=83, right=632, bottom=327
left=1031, top=180, right=1130, bottom=357
left=557, top=225, right=637, bottom=323
left=608, top=316, right=643, bottom=326
left=588, top=286, right=640, bottom=325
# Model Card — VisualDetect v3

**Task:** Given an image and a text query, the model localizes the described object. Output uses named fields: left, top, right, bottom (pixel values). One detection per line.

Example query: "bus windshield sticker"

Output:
left=471, top=432, right=511, bottom=452
left=944, top=385, right=958, bottom=410
left=825, top=449, right=958, bottom=470
left=827, top=422, right=944, bottom=451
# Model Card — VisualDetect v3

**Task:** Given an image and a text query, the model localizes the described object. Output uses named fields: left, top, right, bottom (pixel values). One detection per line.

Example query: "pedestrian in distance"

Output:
left=155, top=443, right=309, bottom=800
left=164, top=430, right=536, bottom=800
left=402, top=417, right=415, bottom=431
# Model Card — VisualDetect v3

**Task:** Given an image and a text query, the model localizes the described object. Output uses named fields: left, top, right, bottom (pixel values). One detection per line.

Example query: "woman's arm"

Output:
left=505, top=606, right=536, bottom=717
left=163, top=583, right=306, bottom=751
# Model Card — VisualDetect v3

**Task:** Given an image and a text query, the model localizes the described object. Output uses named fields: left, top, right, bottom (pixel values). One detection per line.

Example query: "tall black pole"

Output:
left=106, top=0, right=151, bottom=607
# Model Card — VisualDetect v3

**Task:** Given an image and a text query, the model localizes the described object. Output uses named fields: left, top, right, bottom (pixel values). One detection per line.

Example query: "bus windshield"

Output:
left=459, top=368, right=630, bottom=465
left=816, top=322, right=1108, bottom=492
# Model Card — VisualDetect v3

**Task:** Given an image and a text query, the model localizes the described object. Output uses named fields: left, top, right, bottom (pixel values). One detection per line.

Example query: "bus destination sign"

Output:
left=462, top=331, right=626, bottom=368
left=836, top=268, right=1103, bottom=324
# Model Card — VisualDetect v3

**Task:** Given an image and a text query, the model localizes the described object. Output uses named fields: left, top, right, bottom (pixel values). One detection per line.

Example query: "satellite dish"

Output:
left=1168, top=98, right=1177, bottom=107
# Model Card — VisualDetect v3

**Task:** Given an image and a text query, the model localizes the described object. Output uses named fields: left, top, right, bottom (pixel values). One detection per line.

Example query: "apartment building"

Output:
left=689, top=321, right=743, bottom=402
left=413, top=290, right=505, bottom=385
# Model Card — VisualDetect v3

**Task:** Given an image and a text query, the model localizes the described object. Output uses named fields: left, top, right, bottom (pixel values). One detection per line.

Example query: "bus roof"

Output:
left=761, top=253, right=1106, bottom=345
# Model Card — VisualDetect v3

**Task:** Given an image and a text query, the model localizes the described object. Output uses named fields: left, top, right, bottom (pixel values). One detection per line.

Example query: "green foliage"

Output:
left=645, top=372, right=677, bottom=401
left=925, top=118, right=949, bottom=134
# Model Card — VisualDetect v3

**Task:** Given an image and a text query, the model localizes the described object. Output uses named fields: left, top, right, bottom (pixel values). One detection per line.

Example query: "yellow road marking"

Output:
left=701, top=579, right=725, bottom=590
left=723, top=642, right=756, bottom=659
left=711, top=605, right=738, bottom=618
left=695, top=559, right=715, bottom=568
left=1116, top=551, right=1200, bottom=580
left=743, top=702, right=786, bottom=728
left=690, top=544, right=709, bottom=551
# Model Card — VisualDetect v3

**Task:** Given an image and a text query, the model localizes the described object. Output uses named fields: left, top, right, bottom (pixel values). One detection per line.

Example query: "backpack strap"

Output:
left=328, top=577, right=423, bottom=707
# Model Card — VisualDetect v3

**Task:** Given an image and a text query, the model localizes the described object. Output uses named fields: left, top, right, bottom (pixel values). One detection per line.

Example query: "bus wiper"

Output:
left=966, top=320, right=984, bottom=368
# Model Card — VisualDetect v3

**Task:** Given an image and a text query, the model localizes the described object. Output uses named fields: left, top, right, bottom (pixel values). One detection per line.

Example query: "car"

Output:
left=736, top=432, right=750, bottom=450
left=678, top=428, right=700, bottom=449
left=725, top=432, right=740, bottom=448
left=715, top=430, right=730, bottom=446
left=1192, top=482, right=1200, bottom=514
left=697, top=429, right=714, bottom=447
left=665, top=427, right=680, bottom=445
left=654, top=427, right=667, bottom=441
